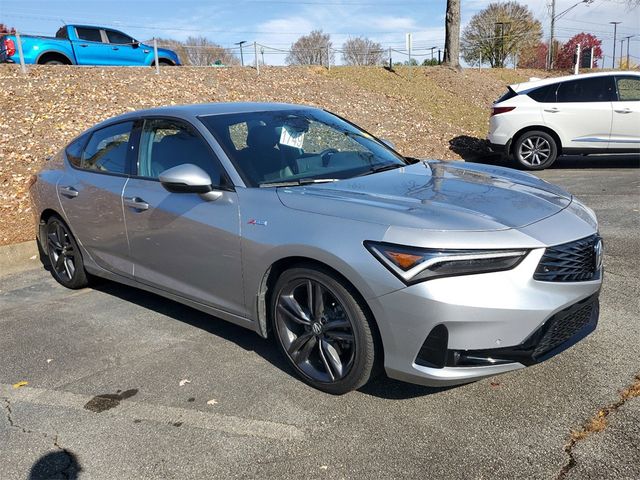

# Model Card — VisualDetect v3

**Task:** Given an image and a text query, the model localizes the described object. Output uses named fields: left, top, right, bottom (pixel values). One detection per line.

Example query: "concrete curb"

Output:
left=0, top=240, right=40, bottom=276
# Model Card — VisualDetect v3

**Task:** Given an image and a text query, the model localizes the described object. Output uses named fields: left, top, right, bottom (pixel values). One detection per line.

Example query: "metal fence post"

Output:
left=153, top=38, right=160, bottom=74
left=327, top=45, right=331, bottom=70
left=254, top=41, right=259, bottom=74
left=388, top=47, right=392, bottom=69
left=15, top=31, right=27, bottom=75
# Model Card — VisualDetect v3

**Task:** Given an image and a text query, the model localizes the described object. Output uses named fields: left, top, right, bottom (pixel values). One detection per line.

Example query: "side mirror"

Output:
left=132, top=41, right=140, bottom=48
left=380, top=138, right=396, bottom=150
left=159, top=164, right=222, bottom=201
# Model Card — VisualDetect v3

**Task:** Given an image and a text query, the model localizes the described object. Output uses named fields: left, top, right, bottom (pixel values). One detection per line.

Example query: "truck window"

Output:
left=105, top=30, right=133, bottom=45
left=75, top=27, right=103, bottom=43
left=55, top=27, right=69, bottom=39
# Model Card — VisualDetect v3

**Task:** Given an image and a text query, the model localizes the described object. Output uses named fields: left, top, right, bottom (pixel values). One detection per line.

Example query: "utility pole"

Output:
left=620, top=38, right=625, bottom=68
left=624, top=35, right=633, bottom=69
left=610, top=22, right=621, bottom=68
left=548, top=0, right=556, bottom=69
left=235, top=40, right=247, bottom=67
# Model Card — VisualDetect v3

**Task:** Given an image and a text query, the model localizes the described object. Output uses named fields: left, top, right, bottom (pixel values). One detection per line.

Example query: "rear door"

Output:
left=104, top=29, right=147, bottom=65
left=72, top=26, right=111, bottom=65
left=122, top=117, right=244, bottom=315
left=57, top=121, right=135, bottom=276
left=610, top=75, right=640, bottom=151
left=542, top=76, right=615, bottom=151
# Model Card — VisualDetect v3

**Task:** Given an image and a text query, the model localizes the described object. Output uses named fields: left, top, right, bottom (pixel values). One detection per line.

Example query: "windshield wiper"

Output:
left=259, top=178, right=340, bottom=188
left=356, top=163, right=404, bottom=177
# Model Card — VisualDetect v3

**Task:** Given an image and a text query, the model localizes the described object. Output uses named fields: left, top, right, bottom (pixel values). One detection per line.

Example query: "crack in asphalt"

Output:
left=2, top=397, right=78, bottom=479
left=556, top=374, right=640, bottom=480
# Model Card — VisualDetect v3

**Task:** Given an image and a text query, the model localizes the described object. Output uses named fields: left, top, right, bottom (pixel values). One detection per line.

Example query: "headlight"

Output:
left=365, top=241, right=529, bottom=284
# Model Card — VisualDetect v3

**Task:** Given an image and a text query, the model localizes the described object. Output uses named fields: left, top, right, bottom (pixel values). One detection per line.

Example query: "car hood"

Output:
left=276, top=161, right=573, bottom=232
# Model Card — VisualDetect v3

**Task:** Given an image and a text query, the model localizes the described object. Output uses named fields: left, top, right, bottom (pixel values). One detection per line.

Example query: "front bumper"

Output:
left=368, top=247, right=602, bottom=387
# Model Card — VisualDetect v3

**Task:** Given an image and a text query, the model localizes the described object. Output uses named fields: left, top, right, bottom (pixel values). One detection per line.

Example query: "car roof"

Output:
left=92, top=102, right=318, bottom=129
left=510, top=71, right=640, bottom=93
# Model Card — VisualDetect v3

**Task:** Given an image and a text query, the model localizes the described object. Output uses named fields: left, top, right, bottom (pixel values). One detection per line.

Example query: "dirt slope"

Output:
left=0, top=65, right=554, bottom=246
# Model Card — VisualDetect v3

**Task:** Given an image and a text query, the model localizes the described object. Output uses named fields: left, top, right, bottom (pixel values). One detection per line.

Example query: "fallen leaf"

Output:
left=179, top=379, right=191, bottom=387
left=206, top=399, right=218, bottom=406
left=12, top=381, right=28, bottom=389
left=46, top=359, right=53, bottom=363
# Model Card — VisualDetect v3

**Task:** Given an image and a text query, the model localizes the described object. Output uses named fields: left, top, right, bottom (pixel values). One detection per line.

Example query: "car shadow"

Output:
left=29, top=450, right=81, bottom=480
left=89, top=278, right=457, bottom=399
left=449, top=135, right=640, bottom=169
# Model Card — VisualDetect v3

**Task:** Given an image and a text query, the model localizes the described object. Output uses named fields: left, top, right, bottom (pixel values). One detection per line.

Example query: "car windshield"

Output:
left=199, top=109, right=407, bottom=187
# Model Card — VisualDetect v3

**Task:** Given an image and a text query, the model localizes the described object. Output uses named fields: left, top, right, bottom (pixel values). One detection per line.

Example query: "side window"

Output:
left=55, top=27, right=69, bottom=40
left=81, top=122, right=133, bottom=174
left=65, top=132, right=90, bottom=168
left=616, top=77, right=640, bottom=101
left=528, top=84, right=557, bottom=103
left=556, top=76, right=615, bottom=103
left=138, top=118, right=223, bottom=185
left=106, top=30, right=133, bottom=45
left=75, top=27, right=103, bottom=43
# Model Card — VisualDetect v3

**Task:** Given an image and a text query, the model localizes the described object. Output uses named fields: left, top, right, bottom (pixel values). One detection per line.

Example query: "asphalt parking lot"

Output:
left=1, top=155, right=639, bottom=480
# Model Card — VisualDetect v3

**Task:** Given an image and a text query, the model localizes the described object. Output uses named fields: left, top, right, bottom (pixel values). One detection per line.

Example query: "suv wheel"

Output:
left=512, top=130, right=558, bottom=170
left=271, top=265, right=379, bottom=394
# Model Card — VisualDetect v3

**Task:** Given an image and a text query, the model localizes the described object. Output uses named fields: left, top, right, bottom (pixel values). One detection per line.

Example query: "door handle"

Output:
left=544, top=107, right=560, bottom=113
left=124, top=197, right=149, bottom=211
left=59, top=186, right=79, bottom=198
left=112, top=47, right=119, bottom=50
left=614, top=108, right=632, bottom=114
left=79, top=44, right=88, bottom=47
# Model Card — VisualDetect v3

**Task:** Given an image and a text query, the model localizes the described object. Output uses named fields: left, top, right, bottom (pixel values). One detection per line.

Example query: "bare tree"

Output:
left=342, top=37, right=384, bottom=65
left=182, top=36, right=239, bottom=66
left=286, top=30, right=334, bottom=66
left=461, top=2, right=542, bottom=68
left=443, top=0, right=461, bottom=68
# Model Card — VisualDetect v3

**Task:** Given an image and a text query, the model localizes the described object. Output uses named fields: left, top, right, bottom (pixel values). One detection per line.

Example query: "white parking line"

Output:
left=1, top=384, right=303, bottom=441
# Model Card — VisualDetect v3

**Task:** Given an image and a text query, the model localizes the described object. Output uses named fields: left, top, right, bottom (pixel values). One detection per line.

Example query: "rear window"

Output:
left=65, top=133, right=90, bottom=168
left=55, top=27, right=68, bottom=39
left=556, top=76, right=616, bottom=103
left=81, top=122, right=133, bottom=174
left=495, top=87, right=517, bottom=104
left=527, top=84, right=557, bottom=103
left=75, top=27, right=102, bottom=43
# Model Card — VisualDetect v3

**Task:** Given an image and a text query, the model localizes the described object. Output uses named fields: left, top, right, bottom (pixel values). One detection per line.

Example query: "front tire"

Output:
left=44, top=216, right=89, bottom=289
left=512, top=130, right=558, bottom=170
left=271, top=265, right=378, bottom=394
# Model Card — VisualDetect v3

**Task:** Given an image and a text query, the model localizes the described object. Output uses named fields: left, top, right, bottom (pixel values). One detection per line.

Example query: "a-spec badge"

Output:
left=248, top=219, right=268, bottom=226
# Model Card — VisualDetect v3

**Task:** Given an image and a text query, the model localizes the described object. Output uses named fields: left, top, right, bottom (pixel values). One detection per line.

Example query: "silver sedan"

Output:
left=30, top=103, right=603, bottom=394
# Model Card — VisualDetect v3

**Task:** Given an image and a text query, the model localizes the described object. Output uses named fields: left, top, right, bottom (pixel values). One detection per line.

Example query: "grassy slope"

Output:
left=0, top=65, right=554, bottom=246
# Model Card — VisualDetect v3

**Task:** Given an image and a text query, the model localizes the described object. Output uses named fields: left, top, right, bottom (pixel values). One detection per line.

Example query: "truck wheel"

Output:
left=158, top=60, right=174, bottom=67
left=44, top=60, right=65, bottom=65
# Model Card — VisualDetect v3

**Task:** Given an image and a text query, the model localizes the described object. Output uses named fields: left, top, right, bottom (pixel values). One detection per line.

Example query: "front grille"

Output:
left=534, top=234, right=600, bottom=282
left=532, top=298, right=597, bottom=360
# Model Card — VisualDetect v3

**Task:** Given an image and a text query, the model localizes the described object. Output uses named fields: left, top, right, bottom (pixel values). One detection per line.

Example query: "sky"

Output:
left=0, top=0, right=638, bottom=66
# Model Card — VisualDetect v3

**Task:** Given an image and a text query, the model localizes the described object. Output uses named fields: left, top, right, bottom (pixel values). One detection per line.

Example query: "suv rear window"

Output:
left=527, top=83, right=557, bottom=103
left=495, top=87, right=517, bottom=104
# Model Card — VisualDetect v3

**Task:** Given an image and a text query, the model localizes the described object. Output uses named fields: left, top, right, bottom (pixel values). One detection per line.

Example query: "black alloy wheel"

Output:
left=45, top=216, right=89, bottom=289
left=272, top=266, right=378, bottom=394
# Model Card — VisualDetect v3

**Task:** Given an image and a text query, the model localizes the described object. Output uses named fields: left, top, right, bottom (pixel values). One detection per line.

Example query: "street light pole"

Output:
left=235, top=40, right=247, bottom=66
left=624, top=35, right=634, bottom=69
left=610, top=22, right=621, bottom=68
left=548, top=0, right=593, bottom=69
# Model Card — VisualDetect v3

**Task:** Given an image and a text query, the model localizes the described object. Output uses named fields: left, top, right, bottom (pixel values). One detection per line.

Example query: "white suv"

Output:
left=488, top=71, right=640, bottom=170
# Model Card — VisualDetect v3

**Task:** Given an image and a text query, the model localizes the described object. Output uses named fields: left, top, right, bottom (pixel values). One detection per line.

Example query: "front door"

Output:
left=72, top=26, right=113, bottom=65
left=542, top=76, right=615, bottom=150
left=57, top=121, right=134, bottom=276
left=610, top=75, right=640, bottom=150
left=122, top=117, right=244, bottom=316
left=104, top=29, right=147, bottom=66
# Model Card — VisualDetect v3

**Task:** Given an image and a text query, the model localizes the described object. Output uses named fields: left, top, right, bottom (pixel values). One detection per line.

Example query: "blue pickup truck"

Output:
left=0, top=24, right=180, bottom=66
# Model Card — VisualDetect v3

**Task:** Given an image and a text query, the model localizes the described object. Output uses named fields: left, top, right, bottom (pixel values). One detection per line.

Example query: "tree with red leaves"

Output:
left=555, top=33, right=602, bottom=69
left=0, top=24, right=16, bottom=34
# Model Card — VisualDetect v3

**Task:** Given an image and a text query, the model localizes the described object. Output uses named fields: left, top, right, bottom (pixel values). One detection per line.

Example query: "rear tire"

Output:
left=271, top=265, right=378, bottom=394
left=512, top=130, right=558, bottom=170
left=43, top=60, right=65, bottom=65
left=44, top=216, right=90, bottom=289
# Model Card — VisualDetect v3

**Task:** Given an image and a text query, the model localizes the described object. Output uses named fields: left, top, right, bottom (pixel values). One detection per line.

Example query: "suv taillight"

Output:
left=491, top=106, right=516, bottom=116
left=3, top=38, right=16, bottom=57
